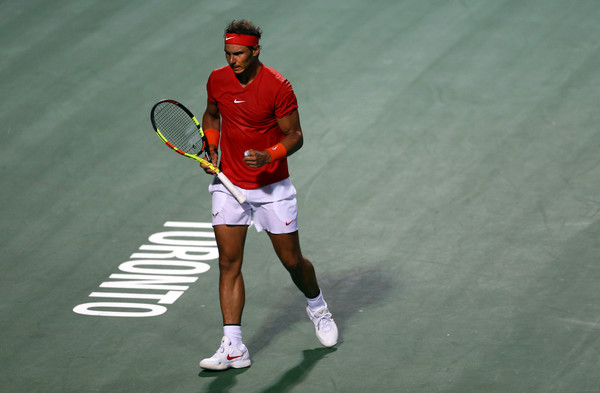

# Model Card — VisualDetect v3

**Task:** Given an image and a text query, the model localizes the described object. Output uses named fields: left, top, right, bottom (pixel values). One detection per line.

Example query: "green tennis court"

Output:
left=2, top=0, right=600, bottom=391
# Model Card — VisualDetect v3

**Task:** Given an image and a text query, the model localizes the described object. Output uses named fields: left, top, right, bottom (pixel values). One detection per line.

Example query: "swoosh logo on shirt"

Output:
left=234, top=99, right=245, bottom=103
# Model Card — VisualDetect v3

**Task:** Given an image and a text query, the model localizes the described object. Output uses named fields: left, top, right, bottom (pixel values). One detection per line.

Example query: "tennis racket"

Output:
left=150, top=99, right=246, bottom=204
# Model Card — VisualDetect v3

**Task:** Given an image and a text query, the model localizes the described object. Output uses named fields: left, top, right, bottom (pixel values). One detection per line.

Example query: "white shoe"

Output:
left=199, top=336, right=251, bottom=370
left=306, top=306, right=338, bottom=347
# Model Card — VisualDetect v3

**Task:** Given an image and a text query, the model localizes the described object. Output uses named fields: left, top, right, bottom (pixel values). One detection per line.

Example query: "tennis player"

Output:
left=198, top=19, right=338, bottom=371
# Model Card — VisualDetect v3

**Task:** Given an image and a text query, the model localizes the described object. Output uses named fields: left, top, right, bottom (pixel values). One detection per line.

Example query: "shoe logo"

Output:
left=227, top=354, right=242, bottom=360
left=234, top=99, right=245, bottom=103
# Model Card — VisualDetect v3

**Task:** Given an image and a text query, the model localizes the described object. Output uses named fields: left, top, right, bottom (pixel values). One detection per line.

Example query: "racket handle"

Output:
left=216, top=172, right=247, bottom=204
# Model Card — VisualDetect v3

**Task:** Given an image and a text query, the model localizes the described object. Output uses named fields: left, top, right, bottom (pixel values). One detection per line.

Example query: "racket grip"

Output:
left=216, top=172, right=247, bottom=204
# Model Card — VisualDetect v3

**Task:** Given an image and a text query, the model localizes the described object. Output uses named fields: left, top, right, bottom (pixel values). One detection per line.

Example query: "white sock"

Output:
left=224, top=325, right=243, bottom=348
left=306, top=290, right=327, bottom=312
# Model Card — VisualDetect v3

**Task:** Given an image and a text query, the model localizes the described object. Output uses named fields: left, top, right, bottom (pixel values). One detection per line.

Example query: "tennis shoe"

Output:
left=199, top=336, right=251, bottom=371
left=306, top=306, right=338, bottom=347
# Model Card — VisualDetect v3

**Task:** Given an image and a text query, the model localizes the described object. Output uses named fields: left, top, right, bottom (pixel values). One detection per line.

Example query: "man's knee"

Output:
left=281, top=256, right=310, bottom=273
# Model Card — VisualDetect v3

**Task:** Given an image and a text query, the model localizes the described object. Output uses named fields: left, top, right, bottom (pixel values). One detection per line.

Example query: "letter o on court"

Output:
left=73, top=302, right=167, bottom=317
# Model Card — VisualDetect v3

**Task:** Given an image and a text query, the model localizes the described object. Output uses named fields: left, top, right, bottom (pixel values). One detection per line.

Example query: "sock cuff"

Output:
left=307, top=289, right=327, bottom=310
left=224, top=325, right=243, bottom=347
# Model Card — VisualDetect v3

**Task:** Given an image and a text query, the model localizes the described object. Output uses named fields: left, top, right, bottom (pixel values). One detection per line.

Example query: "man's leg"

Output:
left=214, top=224, right=248, bottom=325
left=267, top=230, right=338, bottom=347
left=267, top=230, right=320, bottom=298
left=200, top=224, right=251, bottom=371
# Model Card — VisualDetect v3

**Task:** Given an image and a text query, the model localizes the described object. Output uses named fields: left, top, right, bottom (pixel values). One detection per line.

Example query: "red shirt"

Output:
left=206, top=65, right=298, bottom=189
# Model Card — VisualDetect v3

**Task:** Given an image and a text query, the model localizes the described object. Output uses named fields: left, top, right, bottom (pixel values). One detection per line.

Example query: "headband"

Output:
left=225, top=33, right=259, bottom=47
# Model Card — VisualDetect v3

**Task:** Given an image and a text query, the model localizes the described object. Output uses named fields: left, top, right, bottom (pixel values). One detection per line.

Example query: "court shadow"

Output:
left=258, top=347, right=338, bottom=393
left=197, top=366, right=249, bottom=393
left=247, top=264, right=396, bottom=356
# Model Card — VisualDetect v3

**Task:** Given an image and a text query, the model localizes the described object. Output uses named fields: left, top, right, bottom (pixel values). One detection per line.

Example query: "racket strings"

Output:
left=153, top=103, right=204, bottom=155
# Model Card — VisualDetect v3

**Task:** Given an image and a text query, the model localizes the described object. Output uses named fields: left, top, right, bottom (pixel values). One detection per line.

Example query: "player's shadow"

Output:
left=258, top=347, right=337, bottom=393
left=198, top=348, right=336, bottom=393
left=247, top=264, right=396, bottom=356
left=198, top=366, right=249, bottom=392
left=198, top=265, right=395, bottom=392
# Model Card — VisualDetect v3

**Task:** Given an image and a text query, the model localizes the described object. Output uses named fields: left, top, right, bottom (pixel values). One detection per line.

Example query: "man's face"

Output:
left=225, top=44, right=260, bottom=74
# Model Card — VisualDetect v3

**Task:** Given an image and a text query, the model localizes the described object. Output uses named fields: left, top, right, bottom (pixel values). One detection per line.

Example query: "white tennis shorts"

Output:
left=209, top=178, right=299, bottom=234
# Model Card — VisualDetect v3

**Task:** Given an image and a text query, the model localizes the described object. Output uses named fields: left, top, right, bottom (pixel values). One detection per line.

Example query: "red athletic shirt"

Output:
left=206, top=65, right=298, bottom=189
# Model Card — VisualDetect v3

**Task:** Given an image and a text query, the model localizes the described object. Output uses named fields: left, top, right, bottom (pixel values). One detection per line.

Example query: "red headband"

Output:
left=225, top=33, right=259, bottom=47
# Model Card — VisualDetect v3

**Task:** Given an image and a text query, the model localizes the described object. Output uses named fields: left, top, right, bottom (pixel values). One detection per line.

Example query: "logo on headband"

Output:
left=225, top=33, right=259, bottom=46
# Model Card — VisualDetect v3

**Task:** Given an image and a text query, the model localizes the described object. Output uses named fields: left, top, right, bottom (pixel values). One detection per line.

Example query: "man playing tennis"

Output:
left=198, top=19, right=338, bottom=371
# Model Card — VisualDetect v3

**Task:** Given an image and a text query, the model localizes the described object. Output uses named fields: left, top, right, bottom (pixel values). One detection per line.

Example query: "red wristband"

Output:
left=204, top=128, right=220, bottom=148
left=267, top=143, right=287, bottom=162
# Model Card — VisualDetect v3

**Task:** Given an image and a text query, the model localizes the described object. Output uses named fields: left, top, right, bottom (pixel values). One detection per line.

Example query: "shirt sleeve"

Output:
left=274, top=79, right=298, bottom=118
left=206, top=72, right=217, bottom=105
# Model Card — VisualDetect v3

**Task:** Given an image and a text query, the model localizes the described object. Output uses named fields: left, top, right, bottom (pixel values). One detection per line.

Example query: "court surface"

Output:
left=2, top=0, right=600, bottom=392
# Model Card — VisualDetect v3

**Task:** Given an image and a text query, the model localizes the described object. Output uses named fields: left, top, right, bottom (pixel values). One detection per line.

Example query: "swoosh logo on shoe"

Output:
left=227, top=354, right=242, bottom=360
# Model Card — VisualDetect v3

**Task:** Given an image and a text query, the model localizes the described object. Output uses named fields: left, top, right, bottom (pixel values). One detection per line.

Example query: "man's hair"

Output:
left=225, top=19, right=262, bottom=40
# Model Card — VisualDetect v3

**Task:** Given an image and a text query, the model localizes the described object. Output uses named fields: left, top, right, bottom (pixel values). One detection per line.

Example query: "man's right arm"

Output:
left=201, top=101, right=221, bottom=174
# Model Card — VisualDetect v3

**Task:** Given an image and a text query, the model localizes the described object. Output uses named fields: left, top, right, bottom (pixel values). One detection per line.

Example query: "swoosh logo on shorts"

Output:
left=286, top=220, right=295, bottom=226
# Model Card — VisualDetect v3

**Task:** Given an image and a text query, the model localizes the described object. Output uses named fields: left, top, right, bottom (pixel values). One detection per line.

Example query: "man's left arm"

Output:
left=243, top=110, right=303, bottom=168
